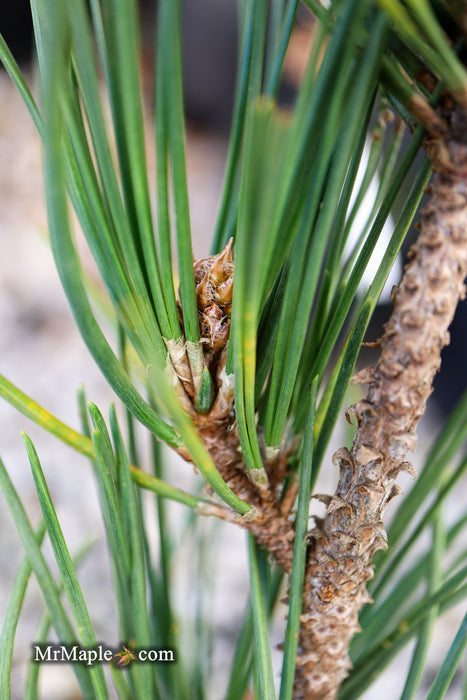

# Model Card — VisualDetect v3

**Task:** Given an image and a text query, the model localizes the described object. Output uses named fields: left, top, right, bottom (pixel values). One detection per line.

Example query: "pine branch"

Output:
left=293, top=106, right=467, bottom=699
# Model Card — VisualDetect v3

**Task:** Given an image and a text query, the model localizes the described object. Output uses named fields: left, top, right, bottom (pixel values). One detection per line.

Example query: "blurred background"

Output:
left=0, top=1, right=465, bottom=697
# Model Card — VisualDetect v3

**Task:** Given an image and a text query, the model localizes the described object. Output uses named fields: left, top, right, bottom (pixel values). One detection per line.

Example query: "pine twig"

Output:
left=177, top=241, right=296, bottom=572
left=294, top=108, right=467, bottom=699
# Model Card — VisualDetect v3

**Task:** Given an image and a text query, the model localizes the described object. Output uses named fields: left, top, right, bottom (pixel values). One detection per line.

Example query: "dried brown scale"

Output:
left=194, top=239, right=235, bottom=369
left=293, top=136, right=467, bottom=699
left=174, top=240, right=236, bottom=406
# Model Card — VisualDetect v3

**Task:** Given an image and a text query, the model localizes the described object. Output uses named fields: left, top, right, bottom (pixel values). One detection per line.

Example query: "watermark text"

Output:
left=32, top=643, right=175, bottom=666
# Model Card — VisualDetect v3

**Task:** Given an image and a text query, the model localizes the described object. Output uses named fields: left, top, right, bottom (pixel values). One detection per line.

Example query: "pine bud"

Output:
left=193, top=239, right=234, bottom=363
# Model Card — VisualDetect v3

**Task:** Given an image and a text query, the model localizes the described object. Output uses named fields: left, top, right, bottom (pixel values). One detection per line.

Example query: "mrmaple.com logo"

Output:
left=32, top=643, right=175, bottom=667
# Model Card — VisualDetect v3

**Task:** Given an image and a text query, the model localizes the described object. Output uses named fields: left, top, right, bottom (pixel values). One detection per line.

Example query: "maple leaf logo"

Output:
left=114, top=645, right=136, bottom=667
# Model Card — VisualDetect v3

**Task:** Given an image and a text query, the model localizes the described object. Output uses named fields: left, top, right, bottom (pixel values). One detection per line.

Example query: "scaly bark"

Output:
left=293, top=119, right=467, bottom=698
left=196, top=413, right=296, bottom=573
